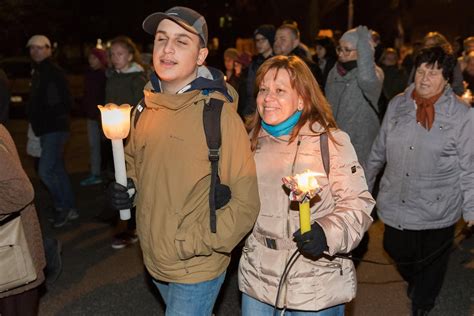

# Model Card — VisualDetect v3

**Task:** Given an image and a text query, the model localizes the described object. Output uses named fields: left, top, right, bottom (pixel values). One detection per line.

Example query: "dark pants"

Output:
left=0, top=287, right=39, bottom=316
left=383, top=224, right=455, bottom=312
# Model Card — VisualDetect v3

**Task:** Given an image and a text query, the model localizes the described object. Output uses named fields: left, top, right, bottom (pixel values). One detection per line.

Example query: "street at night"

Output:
left=1, top=1, right=474, bottom=315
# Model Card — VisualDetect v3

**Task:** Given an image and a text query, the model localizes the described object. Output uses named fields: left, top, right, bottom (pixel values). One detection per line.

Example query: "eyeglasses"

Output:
left=336, top=46, right=357, bottom=55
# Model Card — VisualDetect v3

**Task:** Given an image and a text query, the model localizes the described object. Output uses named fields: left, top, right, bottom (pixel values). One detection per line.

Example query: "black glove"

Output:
left=215, top=176, right=231, bottom=209
left=106, top=178, right=136, bottom=211
left=293, top=222, right=328, bottom=258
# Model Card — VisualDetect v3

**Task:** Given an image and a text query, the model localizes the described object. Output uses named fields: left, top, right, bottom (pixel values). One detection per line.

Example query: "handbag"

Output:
left=0, top=213, right=37, bottom=292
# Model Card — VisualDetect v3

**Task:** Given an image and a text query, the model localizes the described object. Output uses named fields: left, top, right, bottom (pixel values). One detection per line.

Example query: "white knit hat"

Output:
left=26, top=35, right=51, bottom=48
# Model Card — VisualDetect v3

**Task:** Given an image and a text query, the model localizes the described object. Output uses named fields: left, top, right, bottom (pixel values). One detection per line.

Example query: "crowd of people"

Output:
left=0, top=4, right=473, bottom=316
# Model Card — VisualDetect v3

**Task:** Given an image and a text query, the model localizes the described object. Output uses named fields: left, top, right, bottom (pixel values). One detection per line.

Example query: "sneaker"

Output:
left=80, top=175, right=103, bottom=186
left=52, top=210, right=71, bottom=228
left=111, top=232, right=138, bottom=249
left=68, top=209, right=79, bottom=220
left=49, top=208, right=78, bottom=223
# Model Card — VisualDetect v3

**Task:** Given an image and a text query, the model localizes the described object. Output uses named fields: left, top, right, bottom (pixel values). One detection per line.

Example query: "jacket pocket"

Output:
left=417, top=187, right=461, bottom=222
left=287, top=256, right=356, bottom=309
left=174, top=220, right=213, bottom=260
left=145, top=205, right=182, bottom=265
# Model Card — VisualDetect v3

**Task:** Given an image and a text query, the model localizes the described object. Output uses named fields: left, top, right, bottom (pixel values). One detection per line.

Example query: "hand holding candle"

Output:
left=98, top=103, right=132, bottom=220
left=282, top=170, right=323, bottom=234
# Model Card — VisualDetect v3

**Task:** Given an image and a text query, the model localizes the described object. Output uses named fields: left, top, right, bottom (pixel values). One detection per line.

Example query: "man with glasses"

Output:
left=325, top=26, right=383, bottom=167
left=238, top=24, right=275, bottom=119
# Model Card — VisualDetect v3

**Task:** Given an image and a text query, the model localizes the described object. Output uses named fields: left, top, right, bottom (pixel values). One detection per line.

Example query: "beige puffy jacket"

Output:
left=238, top=123, right=374, bottom=311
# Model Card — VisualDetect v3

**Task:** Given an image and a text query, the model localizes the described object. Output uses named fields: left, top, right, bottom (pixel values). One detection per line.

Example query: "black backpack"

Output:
left=133, top=98, right=330, bottom=234
left=133, top=98, right=224, bottom=233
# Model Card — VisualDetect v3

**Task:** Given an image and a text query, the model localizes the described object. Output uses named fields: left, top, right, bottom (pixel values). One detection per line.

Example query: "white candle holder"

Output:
left=98, top=103, right=132, bottom=220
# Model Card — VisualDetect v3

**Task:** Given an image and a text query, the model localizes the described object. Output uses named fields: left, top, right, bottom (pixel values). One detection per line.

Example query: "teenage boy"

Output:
left=107, top=6, right=259, bottom=315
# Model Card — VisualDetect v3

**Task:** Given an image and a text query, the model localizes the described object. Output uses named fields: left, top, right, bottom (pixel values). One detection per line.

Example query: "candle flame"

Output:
left=462, top=89, right=472, bottom=104
left=98, top=103, right=132, bottom=140
left=295, top=170, right=324, bottom=193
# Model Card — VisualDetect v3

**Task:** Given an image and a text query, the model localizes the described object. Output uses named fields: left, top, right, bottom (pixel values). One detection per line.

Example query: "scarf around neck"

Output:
left=261, top=111, right=302, bottom=137
left=412, top=89, right=444, bottom=131
left=336, top=60, right=358, bottom=76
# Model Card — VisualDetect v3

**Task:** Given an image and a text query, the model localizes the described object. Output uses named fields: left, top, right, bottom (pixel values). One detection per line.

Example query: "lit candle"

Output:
left=462, top=89, right=472, bottom=105
left=294, top=171, right=322, bottom=234
left=98, top=103, right=132, bottom=220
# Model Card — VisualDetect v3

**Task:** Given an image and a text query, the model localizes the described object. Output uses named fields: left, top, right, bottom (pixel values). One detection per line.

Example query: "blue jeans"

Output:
left=39, top=132, right=75, bottom=210
left=242, top=293, right=345, bottom=316
left=153, top=271, right=226, bottom=316
left=86, top=119, right=101, bottom=176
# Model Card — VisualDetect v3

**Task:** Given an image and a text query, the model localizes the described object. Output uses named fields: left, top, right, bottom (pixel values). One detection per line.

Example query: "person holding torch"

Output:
left=238, top=55, right=375, bottom=315
left=106, top=6, right=260, bottom=315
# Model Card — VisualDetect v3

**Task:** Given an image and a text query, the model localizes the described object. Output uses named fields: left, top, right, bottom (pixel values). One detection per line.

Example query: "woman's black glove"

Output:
left=106, top=178, right=136, bottom=210
left=293, top=222, right=328, bottom=257
left=215, top=177, right=231, bottom=209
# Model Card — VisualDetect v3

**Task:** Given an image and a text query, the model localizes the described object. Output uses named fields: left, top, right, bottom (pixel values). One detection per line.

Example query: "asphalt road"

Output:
left=4, top=118, right=473, bottom=316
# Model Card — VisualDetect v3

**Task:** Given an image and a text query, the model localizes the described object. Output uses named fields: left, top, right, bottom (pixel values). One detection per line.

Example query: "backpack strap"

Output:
left=133, top=98, right=146, bottom=128
left=320, top=132, right=330, bottom=176
left=203, top=98, right=225, bottom=233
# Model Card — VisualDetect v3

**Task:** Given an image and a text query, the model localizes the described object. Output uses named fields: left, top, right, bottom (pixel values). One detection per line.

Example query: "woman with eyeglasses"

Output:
left=325, top=25, right=384, bottom=168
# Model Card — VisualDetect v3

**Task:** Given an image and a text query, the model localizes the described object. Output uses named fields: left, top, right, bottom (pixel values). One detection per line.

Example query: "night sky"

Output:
left=1, top=0, right=473, bottom=58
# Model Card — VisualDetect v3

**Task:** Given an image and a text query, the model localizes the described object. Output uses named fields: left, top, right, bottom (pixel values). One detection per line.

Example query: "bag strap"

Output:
left=203, top=98, right=224, bottom=233
left=133, top=98, right=146, bottom=128
left=320, top=132, right=330, bottom=176
left=132, top=96, right=225, bottom=233
left=0, top=212, right=20, bottom=226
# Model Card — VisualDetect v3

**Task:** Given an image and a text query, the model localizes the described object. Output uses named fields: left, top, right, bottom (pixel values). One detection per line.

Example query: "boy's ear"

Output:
left=197, top=48, right=209, bottom=66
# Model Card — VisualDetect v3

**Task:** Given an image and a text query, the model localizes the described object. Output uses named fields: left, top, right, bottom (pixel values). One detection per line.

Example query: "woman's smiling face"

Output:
left=257, top=68, right=301, bottom=126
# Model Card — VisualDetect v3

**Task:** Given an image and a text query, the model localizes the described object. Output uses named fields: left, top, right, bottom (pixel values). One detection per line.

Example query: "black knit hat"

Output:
left=254, top=24, right=276, bottom=46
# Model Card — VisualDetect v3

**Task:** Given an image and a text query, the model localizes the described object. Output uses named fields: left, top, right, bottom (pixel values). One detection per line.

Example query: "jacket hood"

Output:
left=149, top=66, right=233, bottom=102
left=106, top=62, right=144, bottom=77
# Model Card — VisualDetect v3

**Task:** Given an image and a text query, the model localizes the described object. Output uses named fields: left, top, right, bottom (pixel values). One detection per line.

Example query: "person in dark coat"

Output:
left=314, top=36, right=337, bottom=88
left=26, top=35, right=77, bottom=228
left=237, top=24, right=275, bottom=120
left=80, top=48, right=107, bottom=186
left=378, top=48, right=408, bottom=118
left=274, top=23, right=323, bottom=87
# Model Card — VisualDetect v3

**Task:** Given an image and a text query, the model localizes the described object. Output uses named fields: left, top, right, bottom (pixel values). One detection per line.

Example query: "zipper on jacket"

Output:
left=282, top=138, right=302, bottom=310
left=288, top=137, right=302, bottom=239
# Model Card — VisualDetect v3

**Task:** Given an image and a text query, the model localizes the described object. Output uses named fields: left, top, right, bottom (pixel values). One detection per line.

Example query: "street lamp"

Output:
left=98, top=103, right=132, bottom=220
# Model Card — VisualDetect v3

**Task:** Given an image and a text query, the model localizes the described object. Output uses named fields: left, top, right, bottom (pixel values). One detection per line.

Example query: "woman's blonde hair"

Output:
left=110, top=36, right=144, bottom=68
left=248, top=55, right=337, bottom=151
left=423, top=32, right=453, bottom=54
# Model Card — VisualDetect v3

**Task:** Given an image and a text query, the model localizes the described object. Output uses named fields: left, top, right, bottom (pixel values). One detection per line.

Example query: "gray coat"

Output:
left=365, top=84, right=474, bottom=230
left=325, top=45, right=383, bottom=165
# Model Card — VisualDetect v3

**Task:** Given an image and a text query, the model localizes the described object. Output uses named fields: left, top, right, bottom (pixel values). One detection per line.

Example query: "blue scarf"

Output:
left=261, top=111, right=302, bottom=137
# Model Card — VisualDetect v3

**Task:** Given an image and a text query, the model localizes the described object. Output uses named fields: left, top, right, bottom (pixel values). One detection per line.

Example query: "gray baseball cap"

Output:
left=142, top=6, right=208, bottom=47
